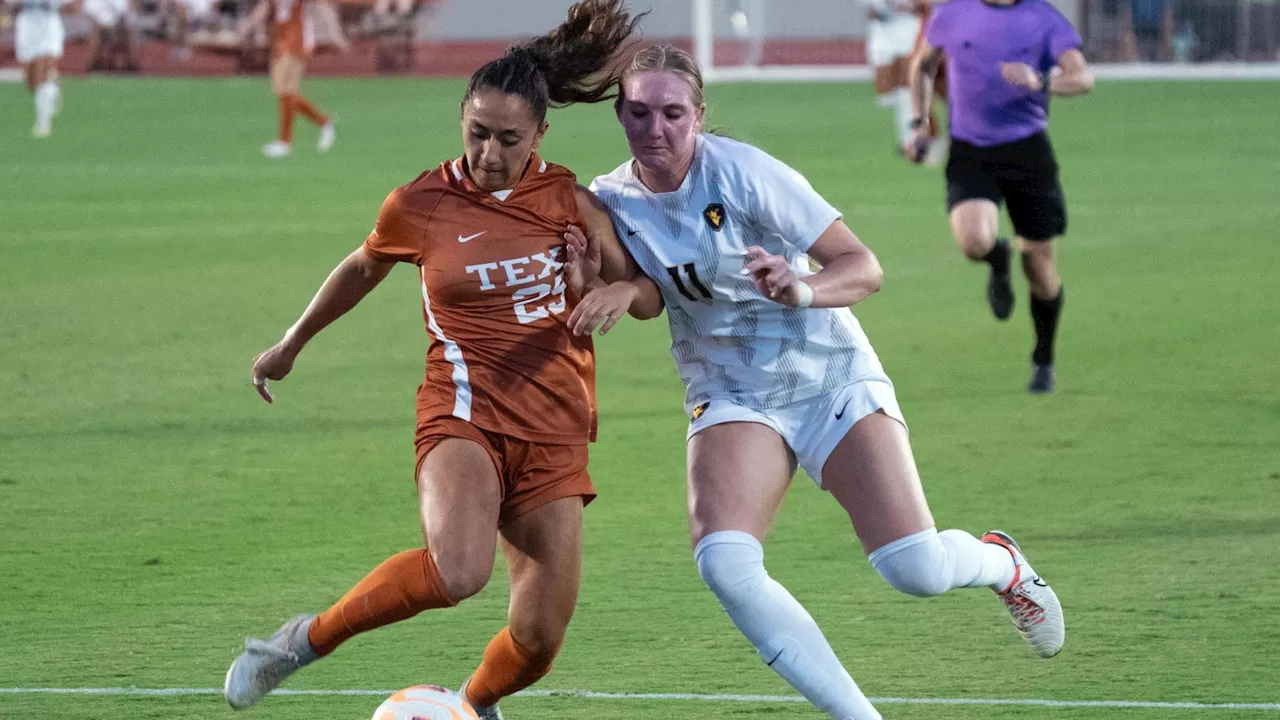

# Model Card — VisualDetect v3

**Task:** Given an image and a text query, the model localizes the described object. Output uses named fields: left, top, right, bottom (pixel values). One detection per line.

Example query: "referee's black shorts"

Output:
left=945, top=131, right=1067, bottom=241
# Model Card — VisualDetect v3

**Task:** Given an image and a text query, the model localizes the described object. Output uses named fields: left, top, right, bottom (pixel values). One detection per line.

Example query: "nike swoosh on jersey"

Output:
left=458, top=232, right=486, bottom=243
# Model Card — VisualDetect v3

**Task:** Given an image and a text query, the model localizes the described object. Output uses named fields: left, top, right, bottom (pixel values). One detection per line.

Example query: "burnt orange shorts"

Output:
left=415, top=417, right=595, bottom=527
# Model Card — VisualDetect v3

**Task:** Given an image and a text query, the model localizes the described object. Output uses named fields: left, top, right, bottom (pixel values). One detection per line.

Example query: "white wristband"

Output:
left=793, top=280, right=814, bottom=308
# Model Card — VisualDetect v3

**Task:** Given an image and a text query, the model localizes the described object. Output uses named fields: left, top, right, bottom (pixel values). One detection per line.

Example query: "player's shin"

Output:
left=868, top=528, right=1015, bottom=596
left=34, top=81, right=58, bottom=131
left=695, top=531, right=882, bottom=720
left=307, top=548, right=457, bottom=656
left=465, top=627, right=558, bottom=708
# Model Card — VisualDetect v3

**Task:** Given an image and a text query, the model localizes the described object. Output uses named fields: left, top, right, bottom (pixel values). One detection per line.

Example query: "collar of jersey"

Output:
left=451, top=154, right=549, bottom=201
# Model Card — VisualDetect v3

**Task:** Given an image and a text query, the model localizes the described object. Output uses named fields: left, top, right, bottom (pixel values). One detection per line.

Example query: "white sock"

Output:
left=892, top=87, right=914, bottom=146
left=695, top=531, right=881, bottom=720
left=869, top=528, right=1016, bottom=597
left=35, top=82, right=59, bottom=127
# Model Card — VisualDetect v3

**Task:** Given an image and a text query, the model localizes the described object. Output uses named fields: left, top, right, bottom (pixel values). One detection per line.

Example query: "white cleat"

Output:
left=461, top=677, right=505, bottom=720
left=262, top=141, right=292, bottom=158
left=983, top=530, right=1065, bottom=658
left=224, top=614, right=318, bottom=709
left=317, top=120, right=336, bottom=152
left=32, top=122, right=52, bottom=138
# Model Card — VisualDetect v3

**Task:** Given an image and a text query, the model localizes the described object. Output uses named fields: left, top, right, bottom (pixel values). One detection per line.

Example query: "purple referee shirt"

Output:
left=926, top=0, right=1083, bottom=147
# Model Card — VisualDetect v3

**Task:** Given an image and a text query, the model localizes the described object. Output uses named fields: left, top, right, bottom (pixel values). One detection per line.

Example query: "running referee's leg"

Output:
left=949, top=200, right=1014, bottom=320
left=1020, top=238, right=1063, bottom=394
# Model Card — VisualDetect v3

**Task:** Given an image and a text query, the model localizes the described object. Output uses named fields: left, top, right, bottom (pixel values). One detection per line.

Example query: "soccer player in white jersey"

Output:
left=8, top=0, right=69, bottom=137
left=864, top=0, right=926, bottom=154
left=565, top=44, right=1066, bottom=720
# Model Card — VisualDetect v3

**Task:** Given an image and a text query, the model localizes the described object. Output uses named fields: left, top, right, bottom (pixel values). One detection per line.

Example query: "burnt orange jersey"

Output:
left=364, top=154, right=597, bottom=446
left=270, top=0, right=312, bottom=58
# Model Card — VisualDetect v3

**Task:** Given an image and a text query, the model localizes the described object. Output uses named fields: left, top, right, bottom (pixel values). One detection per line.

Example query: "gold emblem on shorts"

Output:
left=703, top=203, right=726, bottom=232
left=692, top=401, right=710, bottom=420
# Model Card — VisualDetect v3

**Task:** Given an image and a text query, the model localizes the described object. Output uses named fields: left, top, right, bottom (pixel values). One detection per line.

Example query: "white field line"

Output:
left=0, top=687, right=1278, bottom=711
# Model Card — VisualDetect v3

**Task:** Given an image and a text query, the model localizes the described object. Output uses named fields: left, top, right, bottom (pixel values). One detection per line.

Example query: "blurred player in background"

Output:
left=864, top=0, right=922, bottom=154
left=84, top=0, right=139, bottom=72
left=911, top=0, right=948, bottom=163
left=165, top=0, right=218, bottom=62
left=237, top=0, right=349, bottom=158
left=7, top=0, right=70, bottom=137
left=908, top=0, right=1094, bottom=393
left=568, top=43, right=1066, bottom=720
left=221, top=3, right=641, bottom=719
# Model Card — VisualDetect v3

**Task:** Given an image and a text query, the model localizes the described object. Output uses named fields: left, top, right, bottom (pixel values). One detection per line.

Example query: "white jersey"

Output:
left=591, top=133, right=889, bottom=416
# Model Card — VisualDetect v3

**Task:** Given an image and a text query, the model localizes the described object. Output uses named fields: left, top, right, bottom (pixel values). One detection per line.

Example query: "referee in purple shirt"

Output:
left=907, top=0, right=1094, bottom=394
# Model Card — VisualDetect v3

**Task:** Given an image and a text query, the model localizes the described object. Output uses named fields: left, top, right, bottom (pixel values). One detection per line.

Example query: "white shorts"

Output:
left=866, top=14, right=920, bottom=67
left=687, top=378, right=907, bottom=488
left=15, top=11, right=65, bottom=63
left=83, top=0, right=128, bottom=26
left=178, top=0, right=217, bottom=18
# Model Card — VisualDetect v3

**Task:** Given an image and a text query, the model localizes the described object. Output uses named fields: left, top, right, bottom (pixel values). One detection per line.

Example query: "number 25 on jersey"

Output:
left=466, top=248, right=567, bottom=325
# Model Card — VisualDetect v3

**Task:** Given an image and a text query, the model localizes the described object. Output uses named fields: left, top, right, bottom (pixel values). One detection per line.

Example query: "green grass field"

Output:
left=2, top=77, right=1279, bottom=719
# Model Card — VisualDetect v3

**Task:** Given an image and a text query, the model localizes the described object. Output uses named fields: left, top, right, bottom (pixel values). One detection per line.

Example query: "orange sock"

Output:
left=278, top=94, right=295, bottom=144
left=465, top=628, right=558, bottom=708
left=292, top=93, right=329, bottom=126
left=307, top=548, right=456, bottom=657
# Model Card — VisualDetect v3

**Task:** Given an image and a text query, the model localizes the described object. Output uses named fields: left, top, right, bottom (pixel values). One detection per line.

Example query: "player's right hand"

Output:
left=250, top=341, right=299, bottom=404
left=905, top=128, right=932, bottom=164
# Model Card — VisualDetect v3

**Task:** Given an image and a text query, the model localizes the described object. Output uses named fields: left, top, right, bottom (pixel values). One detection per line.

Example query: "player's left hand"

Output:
left=563, top=224, right=602, bottom=292
left=745, top=246, right=807, bottom=307
left=1000, top=62, right=1043, bottom=91
left=568, top=281, right=639, bottom=336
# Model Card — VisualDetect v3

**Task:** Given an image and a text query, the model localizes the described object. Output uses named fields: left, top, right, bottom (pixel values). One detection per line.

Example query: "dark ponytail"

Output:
left=463, top=0, right=644, bottom=122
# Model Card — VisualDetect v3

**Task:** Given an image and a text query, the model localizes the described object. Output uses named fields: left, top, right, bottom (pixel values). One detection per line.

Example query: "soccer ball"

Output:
left=371, top=685, right=480, bottom=720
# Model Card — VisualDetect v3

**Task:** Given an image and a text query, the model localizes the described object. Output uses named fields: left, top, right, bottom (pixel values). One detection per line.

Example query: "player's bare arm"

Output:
left=565, top=185, right=664, bottom=334
left=251, top=246, right=395, bottom=402
left=563, top=222, right=664, bottom=335
left=906, top=39, right=944, bottom=162
left=570, top=184, right=639, bottom=286
left=745, top=219, right=882, bottom=309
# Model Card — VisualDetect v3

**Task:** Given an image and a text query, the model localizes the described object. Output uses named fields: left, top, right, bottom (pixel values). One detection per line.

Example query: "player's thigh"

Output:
left=687, top=417, right=795, bottom=545
left=821, top=411, right=935, bottom=555
left=499, top=495, right=584, bottom=654
left=270, top=54, right=304, bottom=95
left=416, top=435, right=503, bottom=600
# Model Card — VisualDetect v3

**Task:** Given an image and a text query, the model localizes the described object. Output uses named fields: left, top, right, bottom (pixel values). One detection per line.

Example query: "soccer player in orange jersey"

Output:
left=237, top=0, right=349, bottom=158
left=222, top=3, right=642, bottom=717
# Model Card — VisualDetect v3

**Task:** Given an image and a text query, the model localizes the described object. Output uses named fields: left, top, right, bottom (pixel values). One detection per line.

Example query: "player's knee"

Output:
left=1020, top=248, right=1059, bottom=294
left=955, top=230, right=996, bottom=261
left=868, top=529, right=953, bottom=598
left=429, top=550, right=492, bottom=602
left=508, top=623, right=565, bottom=669
left=694, top=530, right=768, bottom=608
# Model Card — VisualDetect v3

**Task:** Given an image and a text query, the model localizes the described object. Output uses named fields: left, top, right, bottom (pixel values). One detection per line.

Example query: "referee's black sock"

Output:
left=982, top=238, right=1011, bottom=276
left=1030, top=286, right=1064, bottom=366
